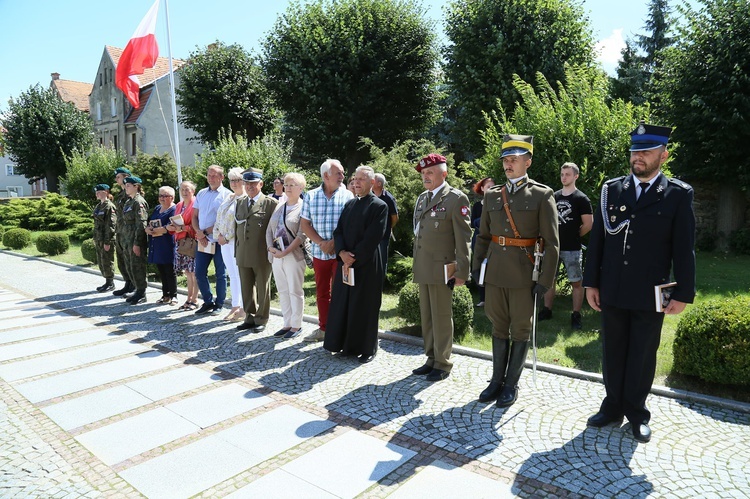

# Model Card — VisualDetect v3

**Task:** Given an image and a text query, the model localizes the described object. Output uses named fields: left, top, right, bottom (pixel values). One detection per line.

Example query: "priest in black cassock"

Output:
left=323, top=165, right=388, bottom=364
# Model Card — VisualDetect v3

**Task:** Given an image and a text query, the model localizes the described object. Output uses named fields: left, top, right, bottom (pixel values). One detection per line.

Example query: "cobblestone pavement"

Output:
left=0, top=251, right=748, bottom=498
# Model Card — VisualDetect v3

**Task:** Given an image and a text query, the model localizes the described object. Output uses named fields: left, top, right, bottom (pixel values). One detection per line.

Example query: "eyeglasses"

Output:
left=158, top=194, right=173, bottom=198
left=283, top=184, right=299, bottom=189
left=229, top=178, right=243, bottom=183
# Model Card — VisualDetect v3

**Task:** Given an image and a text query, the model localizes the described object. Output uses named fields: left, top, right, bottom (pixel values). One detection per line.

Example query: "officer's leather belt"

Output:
left=492, top=235, right=536, bottom=247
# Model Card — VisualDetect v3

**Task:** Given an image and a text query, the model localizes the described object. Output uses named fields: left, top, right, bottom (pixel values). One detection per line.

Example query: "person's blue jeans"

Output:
left=195, top=246, right=226, bottom=307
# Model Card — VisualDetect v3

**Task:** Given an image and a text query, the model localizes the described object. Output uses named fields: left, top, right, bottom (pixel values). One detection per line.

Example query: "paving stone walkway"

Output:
left=0, top=251, right=748, bottom=498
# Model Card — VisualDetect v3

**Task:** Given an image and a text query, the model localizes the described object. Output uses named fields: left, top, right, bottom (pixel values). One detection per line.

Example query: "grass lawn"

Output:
left=4, top=233, right=749, bottom=402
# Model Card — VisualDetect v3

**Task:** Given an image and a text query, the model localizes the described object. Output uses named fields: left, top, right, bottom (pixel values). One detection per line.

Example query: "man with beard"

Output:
left=323, top=166, right=388, bottom=363
left=583, top=121, right=696, bottom=443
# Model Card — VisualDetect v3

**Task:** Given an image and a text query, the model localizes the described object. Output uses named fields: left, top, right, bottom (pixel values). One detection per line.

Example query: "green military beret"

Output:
left=123, top=176, right=142, bottom=185
left=94, top=183, right=110, bottom=192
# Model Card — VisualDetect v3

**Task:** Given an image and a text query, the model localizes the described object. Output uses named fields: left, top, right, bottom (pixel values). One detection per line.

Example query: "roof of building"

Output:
left=124, top=87, right=153, bottom=124
left=50, top=78, right=93, bottom=112
left=106, top=46, right=186, bottom=89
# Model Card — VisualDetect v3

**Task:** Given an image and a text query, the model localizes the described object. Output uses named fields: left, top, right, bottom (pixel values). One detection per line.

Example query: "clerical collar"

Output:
left=505, top=175, right=529, bottom=194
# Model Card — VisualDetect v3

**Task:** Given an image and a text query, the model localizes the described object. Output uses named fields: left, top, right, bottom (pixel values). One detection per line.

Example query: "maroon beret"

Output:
left=416, top=153, right=447, bottom=172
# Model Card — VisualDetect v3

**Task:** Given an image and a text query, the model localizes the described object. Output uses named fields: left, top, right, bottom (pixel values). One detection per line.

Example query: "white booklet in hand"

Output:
left=198, top=241, right=216, bottom=255
left=654, top=282, right=677, bottom=312
left=342, top=265, right=355, bottom=286
left=478, top=258, right=488, bottom=286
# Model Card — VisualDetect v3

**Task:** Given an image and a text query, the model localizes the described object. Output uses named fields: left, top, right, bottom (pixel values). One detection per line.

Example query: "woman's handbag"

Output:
left=283, top=204, right=314, bottom=269
left=177, top=237, right=197, bottom=257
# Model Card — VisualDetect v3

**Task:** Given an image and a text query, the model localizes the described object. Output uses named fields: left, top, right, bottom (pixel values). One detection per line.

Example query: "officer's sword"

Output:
left=531, top=239, right=544, bottom=387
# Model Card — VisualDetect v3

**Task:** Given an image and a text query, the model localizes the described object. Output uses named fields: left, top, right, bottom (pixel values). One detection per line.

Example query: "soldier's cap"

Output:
left=123, top=175, right=142, bottom=185
left=114, top=167, right=131, bottom=176
left=94, top=183, right=110, bottom=192
left=415, top=153, right=447, bottom=172
left=630, top=120, right=672, bottom=151
left=242, top=168, right=263, bottom=182
left=501, top=134, right=533, bottom=157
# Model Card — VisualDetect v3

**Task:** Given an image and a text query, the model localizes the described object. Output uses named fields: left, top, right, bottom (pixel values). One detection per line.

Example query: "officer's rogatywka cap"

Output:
left=501, top=134, right=534, bottom=157
left=114, top=167, right=131, bottom=176
left=94, top=184, right=110, bottom=192
left=415, top=153, right=447, bottom=172
left=242, top=168, right=263, bottom=182
left=123, top=176, right=142, bottom=185
left=629, top=121, right=672, bottom=151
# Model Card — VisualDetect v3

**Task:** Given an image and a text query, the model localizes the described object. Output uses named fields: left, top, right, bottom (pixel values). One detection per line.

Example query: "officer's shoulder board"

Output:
left=527, top=179, right=554, bottom=192
left=604, top=175, right=627, bottom=186
left=667, top=177, right=692, bottom=191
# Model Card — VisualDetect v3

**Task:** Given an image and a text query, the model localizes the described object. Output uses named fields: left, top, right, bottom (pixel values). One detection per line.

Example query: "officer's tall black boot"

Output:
left=478, top=337, right=510, bottom=402
left=496, top=341, right=531, bottom=408
left=113, top=281, right=134, bottom=297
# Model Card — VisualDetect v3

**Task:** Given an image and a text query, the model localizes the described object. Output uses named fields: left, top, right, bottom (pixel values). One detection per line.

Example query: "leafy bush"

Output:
left=695, top=227, right=717, bottom=252
left=62, top=145, right=128, bottom=204
left=70, top=221, right=95, bottom=242
left=386, top=254, right=414, bottom=291
left=673, top=296, right=750, bottom=386
left=729, top=228, right=750, bottom=255
left=133, top=152, right=179, bottom=209
left=81, top=239, right=98, bottom=263
left=397, top=282, right=473, bottom=339
left=2, top=228, right=32, bottom=249
left=0, top=193, right=92, bottom=233
left=36, top=232, right=70, bottom=255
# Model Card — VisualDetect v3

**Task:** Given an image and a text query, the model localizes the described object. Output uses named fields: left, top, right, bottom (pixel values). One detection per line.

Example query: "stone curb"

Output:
left=3, top=248, right=749, bottom=415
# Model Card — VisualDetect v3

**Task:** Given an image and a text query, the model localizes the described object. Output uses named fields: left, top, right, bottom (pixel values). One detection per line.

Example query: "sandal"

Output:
left=185, top=302, right=199, bottom=311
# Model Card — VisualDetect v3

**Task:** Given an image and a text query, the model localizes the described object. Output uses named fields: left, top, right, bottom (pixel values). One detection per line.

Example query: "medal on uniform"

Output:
left=620, top=205, right=626, bottom=211
left=430, top=211, right=436, bottom=217
left=656, top=185, right=664, bottom=193
left=434, top=222, right=439, bottom=228
left=610, top=216, right=616, bottom=223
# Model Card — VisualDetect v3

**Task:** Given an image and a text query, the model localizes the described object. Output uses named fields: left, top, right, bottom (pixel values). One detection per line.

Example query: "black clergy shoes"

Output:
left=586, top=412, right=624, bottom=428
left=426, top=368, right=450, bottom=382
left=236, top=322, right=256, bottom=331
left=632, top=423, right=652, bottom=443
left=358, top=353, right=375, bottom=364
left=412, top=364, right=432, bottom=375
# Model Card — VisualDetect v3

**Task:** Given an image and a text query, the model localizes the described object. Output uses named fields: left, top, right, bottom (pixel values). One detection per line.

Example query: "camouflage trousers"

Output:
left=95, top=241, right=115, bottom=279
left=115, top=234, right=132, bottom=282
left=122, top=243, right=148, bottom=291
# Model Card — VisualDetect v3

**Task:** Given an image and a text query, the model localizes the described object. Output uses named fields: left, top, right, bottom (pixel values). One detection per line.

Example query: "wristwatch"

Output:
left=203, top=230, right=209, bottom=237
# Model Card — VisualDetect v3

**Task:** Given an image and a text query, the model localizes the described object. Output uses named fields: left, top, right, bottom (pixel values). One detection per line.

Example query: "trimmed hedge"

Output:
left=673, top=296, right=750, bottom=386
left=386, top=254, right=414, bottom=291
left=397, top=282, right=473, bottom=339
left=36, top=232, right=70, bottom=256
left=81, top=239, right=98, bottom=263
left=2, top=228, right=32, bottom=250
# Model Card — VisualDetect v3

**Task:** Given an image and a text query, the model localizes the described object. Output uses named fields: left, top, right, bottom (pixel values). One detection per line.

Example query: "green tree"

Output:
left=176, top=41, right=279, bottom=144
left=480, top=65, right=650, bottom=200
left=443, top=0, right=595, bottom=157
left=610, top=40, right=649, bottom=106
left=1, top=85, right=93, bottom=193
left=262, top=0, right=441, bottom=171
left=62, top=145, right=128, bottom=205
left=659, top=0, right=750, bottom=248
left=132, top=152, right=179, bottom=209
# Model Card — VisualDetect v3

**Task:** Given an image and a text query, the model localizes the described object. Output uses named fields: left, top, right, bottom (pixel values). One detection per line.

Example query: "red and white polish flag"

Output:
left=116, top=0, right=160, bottom=108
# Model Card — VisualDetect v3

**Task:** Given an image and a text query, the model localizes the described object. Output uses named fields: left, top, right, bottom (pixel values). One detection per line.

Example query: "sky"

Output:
left=0, top=0, right=683, bottom=107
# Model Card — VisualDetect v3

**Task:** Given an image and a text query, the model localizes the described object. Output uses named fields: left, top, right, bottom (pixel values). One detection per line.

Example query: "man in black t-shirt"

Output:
left=373, top=173, right=399, bottom=278
left=539, top=162, right=593, bottom=329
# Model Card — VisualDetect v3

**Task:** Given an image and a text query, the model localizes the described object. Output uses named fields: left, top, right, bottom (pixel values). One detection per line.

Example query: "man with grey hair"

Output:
left=324, top=165, right=388, bottom=363
left=372, top=173, right=399, bottom=278
left=301, top=159, right=354, bottom=341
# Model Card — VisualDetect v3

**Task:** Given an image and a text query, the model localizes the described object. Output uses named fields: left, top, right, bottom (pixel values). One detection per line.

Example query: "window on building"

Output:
left=111, top=97, right=117, bottom=117
left=5, top=164, right=16, bottom=176
left=99, top=73, right=103, bottom=87
left=96, top=102, right=102, bottom=121
left=131, top=133, right=137, bottom=156
left=99, top=137, right=103, bottom=146
left=6, top=186, right=22, bottom=196
left=113, top=135, right=118, bottom=151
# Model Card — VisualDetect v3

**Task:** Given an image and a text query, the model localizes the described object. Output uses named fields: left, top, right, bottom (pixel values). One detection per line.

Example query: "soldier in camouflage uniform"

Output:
left=121, top=176, right=150, bottom=304
left=112, top=167, right=135, bottom=296
left=93, top=184, right=117, bottom=292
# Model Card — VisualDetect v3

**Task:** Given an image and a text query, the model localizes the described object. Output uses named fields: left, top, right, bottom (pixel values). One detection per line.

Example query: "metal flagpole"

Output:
left=163, top=0, right=183, bottom=187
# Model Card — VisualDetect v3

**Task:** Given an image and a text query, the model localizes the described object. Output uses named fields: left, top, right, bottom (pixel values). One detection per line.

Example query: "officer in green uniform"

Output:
left=121, top=176, right=150, bottom=304
left=92, top=184, right=116, bottom=292
left=411, top=153, right=472, bottom=382
left=112, top=167, right=135, bottom=296
left=473, top=135, right=559, bottom=407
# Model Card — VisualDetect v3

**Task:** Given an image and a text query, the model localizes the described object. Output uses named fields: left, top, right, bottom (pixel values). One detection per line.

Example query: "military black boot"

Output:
left=113, top=281, right=134, bottom=297
left=478, top=337, right=510, bottom=402
left=496, top=341, right=531, bottom=408
left=126, top=289, right=147, bottom=304
left=97, top=279, right=115, bottom=293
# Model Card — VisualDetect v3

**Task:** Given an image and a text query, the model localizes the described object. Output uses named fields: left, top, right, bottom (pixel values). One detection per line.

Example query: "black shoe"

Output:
left=479, top=381, right=504, bottom=403
left=571, top=311, right=582, bottom=330
left=538, top=307, right=552, bottom=321
left=284, top=328, right=302, bottom=339
left=97, top=281, right=115, bottom=292
left=194, top=303, right=215, bottom=315
left=113, top=282, right=135, bottom=296
left=412, top=364, right=433, bottom=376
left=274, top=328, right=290, bottom=337
left=236, top=322, right=257, bottom=331
left=496, top=386, right=518, bottom=408
left=632, top=423, right=652, bottom=443
left=358, top=353, right=376, bottom=364
left=425, top=368, right=450, bottom=382
left=251, top=324, right=266, bottom=333
left=210, top=305, right=223, bottom=315
left=127, top=290, right=146, bottom=305
left=587, top=412, right=624, bottom=428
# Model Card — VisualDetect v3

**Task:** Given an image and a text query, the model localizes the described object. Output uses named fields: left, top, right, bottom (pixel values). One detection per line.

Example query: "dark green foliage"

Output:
left=62, top=146, right=128, bottom=205
left=659, top=0, right=750, bottom=189
left=35, top=232, right=70, bottom=256
left=70, top=222, right=95, bottom=242
left=444, top=0, right=595, bottom=156
left=2, top=228, right=32, bottom=249
left=176, top=41, right=279, bottom=144
left=81, top=239, right=98, bottom=263
left=397, top=282, right=473, bottom=339
left=385, top=254, right=414, bottom=291
left=480, top=65, right=649, bottom=203
left=729, top=228, right=750, bottom=255
left=674, top=296, right=750, bottom=386
left=695, top=227, right=717, bottom=253
left=0, top=194, right=91, bottom=233
left=0, top=85, right=93, bottom=192
left=610, top=40, right=649, bottom=106
left=262, top=0, right=440, bottom=169
left=132, top=152, right=179, bottom=209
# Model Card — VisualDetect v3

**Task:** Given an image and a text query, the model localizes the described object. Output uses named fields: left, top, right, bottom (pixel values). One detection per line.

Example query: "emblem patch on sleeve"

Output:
left=460, top=206, right=469, bottom=217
